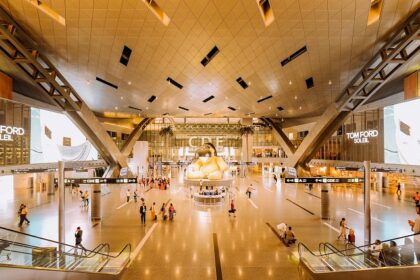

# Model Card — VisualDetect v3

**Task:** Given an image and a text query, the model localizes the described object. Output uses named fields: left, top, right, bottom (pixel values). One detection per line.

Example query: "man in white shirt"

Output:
left=408, top=206, right=420, bottom=261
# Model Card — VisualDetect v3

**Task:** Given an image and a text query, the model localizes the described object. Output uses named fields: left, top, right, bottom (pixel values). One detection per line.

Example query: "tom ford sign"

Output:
left=346, top=130, right=378, bottom=144
left=0, top=125, right=25, bottom=141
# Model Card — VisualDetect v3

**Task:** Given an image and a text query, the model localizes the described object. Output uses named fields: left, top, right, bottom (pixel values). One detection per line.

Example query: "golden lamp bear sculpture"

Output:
left=186, top=143, right=229, bottom=180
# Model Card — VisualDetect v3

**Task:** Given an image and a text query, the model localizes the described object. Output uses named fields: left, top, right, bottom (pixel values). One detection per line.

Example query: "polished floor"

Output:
left=0, top=171, right=419, bottom=279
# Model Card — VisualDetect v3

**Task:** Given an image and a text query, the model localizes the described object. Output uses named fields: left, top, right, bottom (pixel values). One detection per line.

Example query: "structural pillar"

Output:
left=91, top=184, right=101, bottom=221
left=47, top=172, right=55, bottom=195
left=321, top=184, right=330, bottom=219
left=364, top=160, right=371, bottom=245
left=376, top=172, right=383, bottom=192
left=58, top=161, right=65, bottom=252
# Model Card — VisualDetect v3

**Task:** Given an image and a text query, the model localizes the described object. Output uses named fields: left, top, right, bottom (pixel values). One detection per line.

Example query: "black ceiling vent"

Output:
left=128, top=106, right=142, bottom=111
left=257, top=95, right=272, bottom=103
left=202, top=95, right=215, bottom=103
left=178, top=106, right=189, bottom=111
left=201, top=46, right=220, bottom=67
left=228, top=106, right=236, bottom=111
left=120, top=45, right=132, bottom=66
left=280, top=46, right=307, bottom=67
left=147, top=95, right=157, bottom=103
left=167, top=77, right=183, bottom=89
left=277, top=106, right=284, bottom=111
left=204, top=112, right=212, bottom=116
left=96, top=77, right=118, bottom=89
left=236, top=77, right=248, bottom=89
left=305, top=77, right=314, bottom=89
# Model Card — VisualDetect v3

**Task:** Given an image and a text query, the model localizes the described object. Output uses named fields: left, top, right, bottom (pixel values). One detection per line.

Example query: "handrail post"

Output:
left=58, top=161, right=65, bottom=252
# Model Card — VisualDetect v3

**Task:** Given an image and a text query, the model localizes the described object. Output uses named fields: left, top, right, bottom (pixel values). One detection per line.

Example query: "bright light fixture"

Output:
left=142, top=0, right=171, bottom=26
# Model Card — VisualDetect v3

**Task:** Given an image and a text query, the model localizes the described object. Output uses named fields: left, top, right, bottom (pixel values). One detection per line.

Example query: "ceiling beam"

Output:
left=287, top=8, right=420, bottom=168
left=0, top=8, right=128, bottom=167
left=260, top=118, right=296, bottom=157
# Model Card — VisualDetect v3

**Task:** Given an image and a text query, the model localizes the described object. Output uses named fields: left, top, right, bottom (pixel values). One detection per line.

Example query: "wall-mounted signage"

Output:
left=187, top=136, right=239, bottom=149
left=285, top=177, right=364, bottom=184
left=0, top=125, right=25, bottom=141
left=346, top=130, right=378, bottom=144
left=54, top=177, right=137, bottom=185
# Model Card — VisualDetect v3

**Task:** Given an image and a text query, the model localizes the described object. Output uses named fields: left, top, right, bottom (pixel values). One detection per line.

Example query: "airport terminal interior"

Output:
left=1, top=0, right=420, bottom=279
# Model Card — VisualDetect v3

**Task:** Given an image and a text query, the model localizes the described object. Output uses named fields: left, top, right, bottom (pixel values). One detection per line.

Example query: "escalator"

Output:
left=0, top=226, right=131, bottom=280
left=298, top=233, right=420, bottom=280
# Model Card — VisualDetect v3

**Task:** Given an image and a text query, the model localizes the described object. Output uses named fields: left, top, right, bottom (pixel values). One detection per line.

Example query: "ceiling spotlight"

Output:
left=269, top=106, right=271, bottom=110
left=299, top=106, right=302, bottom=110
left=128, top=81, right=132, bottom=85
left=289, top=80, right=292, bottom=85
left=248, top=81, right=252, bottom=85
left=114, top=106, right=118, bottom=110
left=120, top=96, right=124, bottom=100
left=294, top=96, right=297, bottom=100
left=146, top=107, right=149, bottom=110
left=238, top=107, right=241, bottom=110
left=328, top=80, right=332, bottom=85
left=281, top=118, right=284, bottom=122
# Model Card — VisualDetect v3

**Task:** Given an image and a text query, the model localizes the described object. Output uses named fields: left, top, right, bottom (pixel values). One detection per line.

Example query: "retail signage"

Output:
left=346, top=130, right=378, bottom=144
left=187, top=136, right=238, bottom=149
left=285, top=177, right=364, bottom=184
left=0, top=125, right=25, bottom=141
left=54, top=177, right=137, bottom=185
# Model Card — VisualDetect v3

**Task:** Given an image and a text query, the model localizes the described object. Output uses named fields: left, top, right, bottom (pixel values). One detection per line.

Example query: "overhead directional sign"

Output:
left=54, top=178, right=137, bottom=185
left=285, top=177, right=364, bottom=184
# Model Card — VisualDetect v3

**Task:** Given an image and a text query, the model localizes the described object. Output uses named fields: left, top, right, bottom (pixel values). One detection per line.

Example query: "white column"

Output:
left=364, top=160, right=371, bottom=245
left=58, top=161, right=65, bottom=252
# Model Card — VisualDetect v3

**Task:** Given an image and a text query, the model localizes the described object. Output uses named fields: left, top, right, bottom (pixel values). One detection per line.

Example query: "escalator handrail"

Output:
left=300, top=232, right=419, bottom=258
left=319, top=233, right=420, bottom=257
left=0, top=226, right=130, bottom=259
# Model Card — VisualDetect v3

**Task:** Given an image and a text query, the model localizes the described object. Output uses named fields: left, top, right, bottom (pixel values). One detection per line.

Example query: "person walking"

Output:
left=228, top=200, right=236, bottom=217
left=246, top=184, right=255, bottom=199
left=169, top=203, right=176, bottom=221
left=18, top=204, right=30, bottom=227
left=150, top=202, right=157, bottom=221
left=126, top=189, right=131, bottom=203
left=140, top=202, right=147, bottom=225
left=396, top=182, right=402, bottom=199
left=83, top=190, right=89, bottom=207
left=74, top=226, right=86, bottom=255
left=160, top=203, right=167, bottom=220
left=338, top=218, right=347, bottom=240
left=134, top=189, right=138, bottom=203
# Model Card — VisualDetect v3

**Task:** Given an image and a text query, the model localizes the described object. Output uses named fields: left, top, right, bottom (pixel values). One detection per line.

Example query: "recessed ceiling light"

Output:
left=276, top=113, right=278, bottom=117
left=294, top=96, right=297, bottom=100
left=328, top=80, right=332, bottom=85
left=299, top=106, right=302, bottom=110
left=289, top=80, right=292, bottom=85
left=248, top=81, right=252, bottom=85
left=128, top=81, right=132, bottom=85
left=269, top=106, right=271, bottom=110
left=238, top=107, right=241, bottom=110
left=281, top=118, right=284, bottom=122
left=146, top=107, right=149, bottom=110
left=120, top=96, right=124, bottom=100
left=225, top=97, right=228, bottom=100
left=114, top=106, right=118, bottom=110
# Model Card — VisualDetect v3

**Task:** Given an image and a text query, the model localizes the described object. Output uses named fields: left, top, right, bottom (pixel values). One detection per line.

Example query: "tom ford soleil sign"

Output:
left=346, top=130, right=378, bottom=144
left=0, top=125, right=25, bottom=141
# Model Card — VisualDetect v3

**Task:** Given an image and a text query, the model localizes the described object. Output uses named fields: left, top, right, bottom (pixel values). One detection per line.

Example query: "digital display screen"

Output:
left=30, top=108, right=98, bottom=163
left=384, top=98, right=420, bottom=165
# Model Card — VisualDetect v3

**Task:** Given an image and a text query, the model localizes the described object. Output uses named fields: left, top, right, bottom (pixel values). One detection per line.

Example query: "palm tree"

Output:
left=239, top=126, right=254, bottom=162
left=159, top=126, right=174, bottom=161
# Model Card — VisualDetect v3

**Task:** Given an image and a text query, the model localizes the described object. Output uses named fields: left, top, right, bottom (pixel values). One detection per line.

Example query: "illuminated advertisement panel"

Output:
left=384, top=98, right=420, bottom=165
left=30, top=108, right=98, bottom=163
